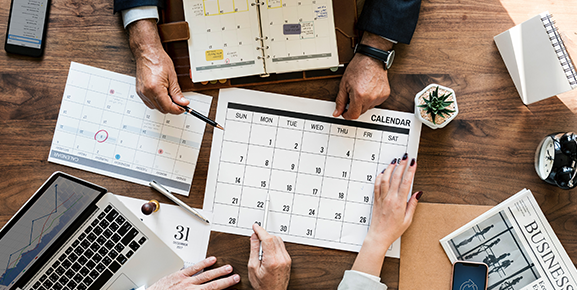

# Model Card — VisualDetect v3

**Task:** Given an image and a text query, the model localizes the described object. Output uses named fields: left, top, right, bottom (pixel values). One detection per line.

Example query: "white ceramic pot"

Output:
left=414, top=84, right=458, bottom=129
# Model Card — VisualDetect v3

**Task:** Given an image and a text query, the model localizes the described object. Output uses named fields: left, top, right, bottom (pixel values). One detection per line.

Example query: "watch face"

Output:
left=535, top=137, right=555, bottom=180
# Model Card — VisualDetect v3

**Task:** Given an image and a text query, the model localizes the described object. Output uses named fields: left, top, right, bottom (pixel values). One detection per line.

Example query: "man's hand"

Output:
left=127, top=19, right=189, bottom=114
left=147, top=256, right=240, bottom=290
left=247, top=224, right=291, bottom=290
left=333, top=32, right=394, bottom=120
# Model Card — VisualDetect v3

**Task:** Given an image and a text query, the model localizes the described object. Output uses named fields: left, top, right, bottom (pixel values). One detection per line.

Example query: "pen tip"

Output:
left=216, top=124, right=224, bottom=130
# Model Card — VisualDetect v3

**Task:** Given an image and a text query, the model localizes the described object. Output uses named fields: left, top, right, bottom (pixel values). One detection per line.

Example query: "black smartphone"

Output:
left=4, top=0, right=51, bottom=57
left=451, top=261, right=489, bottom=290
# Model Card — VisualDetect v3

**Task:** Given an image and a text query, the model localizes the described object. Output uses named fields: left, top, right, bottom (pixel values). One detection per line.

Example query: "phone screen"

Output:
left=452, top=261, right=488, bottom=290
left=5, top=0, right=49, bottom=54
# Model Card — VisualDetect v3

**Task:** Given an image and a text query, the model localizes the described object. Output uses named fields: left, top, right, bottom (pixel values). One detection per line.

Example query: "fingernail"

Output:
left=180, top=97, right=186, bottom=102
left=415, top=191, right=423, bottom=200
left=208, top=256, right=216, bottom=262
left=402, top=153, right=408, bottom=160
left=391, top=158, right=397, bottom=165
left=333, top=109, right=338, bottom=117
left=226, top=265, right=233, bottom=272
left=233, top=274, right=241, bottom=282
left=410, top=158, right=416, bottom=166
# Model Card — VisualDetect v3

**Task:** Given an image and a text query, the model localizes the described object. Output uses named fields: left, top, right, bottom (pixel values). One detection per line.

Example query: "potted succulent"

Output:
left=414, top=84, right=458, bottom=129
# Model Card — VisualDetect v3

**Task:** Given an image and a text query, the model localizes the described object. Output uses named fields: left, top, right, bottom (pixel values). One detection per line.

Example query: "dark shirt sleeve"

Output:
left=356, top=0, right=422, bottom=44
left=113, top=0, right=164, bottom=13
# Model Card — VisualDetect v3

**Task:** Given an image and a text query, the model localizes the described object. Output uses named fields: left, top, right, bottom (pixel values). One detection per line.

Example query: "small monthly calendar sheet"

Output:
left=205, top=88, right=422, bottom=257
left=48, top=62, right=212, bottom=196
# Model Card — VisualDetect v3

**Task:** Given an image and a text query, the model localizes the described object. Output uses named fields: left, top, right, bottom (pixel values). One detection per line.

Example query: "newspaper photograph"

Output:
left=441, top=189, right=577, bottom=290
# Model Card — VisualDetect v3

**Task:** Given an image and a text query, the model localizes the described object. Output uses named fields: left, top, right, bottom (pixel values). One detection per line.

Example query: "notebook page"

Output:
left=183, top=0, right=266, bottom=82
left=259, top=0, right=339, bottom=74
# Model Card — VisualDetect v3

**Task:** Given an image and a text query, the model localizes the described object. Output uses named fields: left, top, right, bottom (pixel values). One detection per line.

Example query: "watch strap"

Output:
left=354, top=43, right=394, bottom=69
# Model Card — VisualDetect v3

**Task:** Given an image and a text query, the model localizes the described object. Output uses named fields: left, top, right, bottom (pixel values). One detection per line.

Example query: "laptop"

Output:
left=0, top=172, right=183, bottom=290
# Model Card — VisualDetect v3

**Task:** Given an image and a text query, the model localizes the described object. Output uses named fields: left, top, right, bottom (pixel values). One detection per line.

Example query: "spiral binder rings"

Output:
left=182, top=0, right=340, bottom=83
left=494, top=11, right=577, bottom=105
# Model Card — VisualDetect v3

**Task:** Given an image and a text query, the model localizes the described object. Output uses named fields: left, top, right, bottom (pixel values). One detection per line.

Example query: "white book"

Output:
left=494, top=12, right=577, bottom=105
left=182, top=0, right=339, bottom=82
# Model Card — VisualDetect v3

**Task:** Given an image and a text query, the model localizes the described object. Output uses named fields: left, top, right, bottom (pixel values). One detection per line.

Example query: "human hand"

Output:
left=146, top=256, right=240, bottom=290
left=368, top=153, right=421, bottom=247
left=247, top=224, right=291, bottom=290
left=333, top=32, right=395, bottom=120
left=127, top=19, right=189, bottom=114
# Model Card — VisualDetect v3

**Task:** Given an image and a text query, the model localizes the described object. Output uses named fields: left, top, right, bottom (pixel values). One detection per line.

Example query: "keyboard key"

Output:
left=33, top=281, right=40, bottom=289
left=72, top=240, right=80, bottom=248
left=108, top=249, right=118, bottom=259
left=90, top=219, right=99, bottom=227
left=105, top=240, right=115, bottom=249
left=38, top=286, right=46, bottom=290
left=98, top=212, right=106, bottom=220
left=56, top=266, right=65, bottom=275
left=46, top=268, right=54, bottom=275
left=99, top=219, right=110, bottom=228
left=78, top=283, right=87, bottom=290
left=42, top=280, right=53, bottom=288
left=129, top=241, right=140, bottom=251
left=115, top=215, right=125, bottom=225
left=66, top=280, right=77, bottom=289
left=84, top=226, right=93, bottom=234
left=68, top=252, right=78, bottom=262
left=98, top=247, right=108, bottom=257
left=117, top=222, right=132, bottom=236
left=104, top=205, right=112, bottom=213
left=87, top=233, right=97, bottom=242
left=90, top=242, right=100, bottom=252
left=86, top=260, right=96, bottom=269
left=106, top=209, right=119, bottom=222
left=109, top=261, right=121, bottom=273
left=96, top=263, right=106, bottom=273
left=52, top=261, right=60, bottom=269
left=62, top=259, right=72, bottom=269
left=65, top=269, right=75, bottom=279
left=58, top=275, right=69, bottom=285
left=87, top=269, right=113, bottom=290
left=102, top=256, right=112, bottom=266
left=80, top=267, right=90, bottom=276
left=74, top=246, right=84, bottom=256
left=114, top=243, right=125, bottom=252
left=96, top=236, right=106, bottom=245
left=116, top=254, right=127, bottom=265
left=125, top=250, right=134, bottom=258
left=39, top=274, right=47, bottom=282
left=73, top=273, right=83, bottom=283
left=122, top=229, right=139, bottom=246
left=93, top=226, right=103, bottom=235
left=71, top=262, right=81, bottom=271
left=111, top=234, right=121, bottom=243
left=89, top=270, right=99, bottom=279
left=83, top=249, right=94, bottom=259
left=110, top=222, right=119, bottom=231
left=65, top=246, right=74, bottom=255
left=58, top=254, right=67, bottom=262
left=138, top=237, right=147, bottom=245
left=103, top=229, right=113, bottom=238
left=53, top=282, right=63, bottom=290
left=78, top=256, right=88, bottom=265
left=83, top=276, right=93, bottom=286
left=92, top=253, right=103, bottom=263
left=80, top=240, right=90, bottom=249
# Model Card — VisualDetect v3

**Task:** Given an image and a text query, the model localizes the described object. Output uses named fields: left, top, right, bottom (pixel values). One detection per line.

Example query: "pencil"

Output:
left=149, top=180, right=210, bottom=224
left=259, top=192, right=271, bottom=261
left=174, top=102, right=224, bottom=130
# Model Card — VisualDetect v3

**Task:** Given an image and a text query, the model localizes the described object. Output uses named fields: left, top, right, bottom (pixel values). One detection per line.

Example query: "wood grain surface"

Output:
left=1, top=0, right=577, bottom=289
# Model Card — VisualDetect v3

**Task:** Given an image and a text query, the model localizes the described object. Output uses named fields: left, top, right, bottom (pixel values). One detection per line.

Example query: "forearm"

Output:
left=351, top=234, right=391, bottom=277
left=360, top=31, right=394, bottom=51
left=127, top=18, right=164, bottom=59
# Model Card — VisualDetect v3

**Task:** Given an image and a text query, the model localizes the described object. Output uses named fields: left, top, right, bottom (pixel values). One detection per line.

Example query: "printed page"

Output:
left=204, top=88, right=422, bottom=257
left=48, top=62, right=211, bottom=196
left=259, top=0, right=339, bottom=73
left=183, top=0, right=266, bottom=82
left=116, top=195, right=212, bottom=269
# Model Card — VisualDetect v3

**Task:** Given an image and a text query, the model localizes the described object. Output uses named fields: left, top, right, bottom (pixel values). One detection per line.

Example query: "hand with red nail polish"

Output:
left=147, top=256, right=240, bottom=290
left=348, top=155, right=421, bottom=277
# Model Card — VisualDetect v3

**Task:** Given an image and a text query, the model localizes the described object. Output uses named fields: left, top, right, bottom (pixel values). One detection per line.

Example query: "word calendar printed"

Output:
left=49, top=62, right=212, bottom=196
left=205, top=88, right=421, bottom=257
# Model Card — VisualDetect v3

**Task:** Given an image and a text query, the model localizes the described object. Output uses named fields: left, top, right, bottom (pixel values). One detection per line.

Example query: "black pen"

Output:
left=174, top=102, right=224, bottom=130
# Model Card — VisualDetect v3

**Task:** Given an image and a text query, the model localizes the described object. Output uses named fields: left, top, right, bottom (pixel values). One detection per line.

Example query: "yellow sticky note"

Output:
left=205, top=49, right=224, bottom=61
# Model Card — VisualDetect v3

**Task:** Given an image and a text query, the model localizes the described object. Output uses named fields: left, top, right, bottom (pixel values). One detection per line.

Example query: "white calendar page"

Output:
left=48, top=62, right=212, bottom=196
left=183, top=0, right=266, bottom=82
left=204, top=88, right=422, bottom=257
left=260, top=0, right=339, bottom=73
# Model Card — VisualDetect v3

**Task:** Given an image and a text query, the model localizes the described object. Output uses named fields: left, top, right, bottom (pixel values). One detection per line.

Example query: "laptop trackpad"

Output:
left=107, top=273, right=138, bottom=290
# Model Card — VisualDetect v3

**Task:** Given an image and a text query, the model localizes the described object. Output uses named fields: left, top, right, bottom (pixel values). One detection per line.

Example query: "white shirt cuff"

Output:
left=380, top=36, right=398, bottom=44
left=337, top=270, right=387, bottom=290
left=121, top=6, right=159, bottom=29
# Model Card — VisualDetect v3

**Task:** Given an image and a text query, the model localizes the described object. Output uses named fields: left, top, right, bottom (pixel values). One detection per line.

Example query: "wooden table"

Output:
left=1, top=0, right=577, bottom=289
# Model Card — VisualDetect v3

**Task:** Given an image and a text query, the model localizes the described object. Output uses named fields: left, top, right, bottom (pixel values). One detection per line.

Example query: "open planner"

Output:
left=183, top=0, right=339, bottom=82
left=494, top=12, right=577, bottom=105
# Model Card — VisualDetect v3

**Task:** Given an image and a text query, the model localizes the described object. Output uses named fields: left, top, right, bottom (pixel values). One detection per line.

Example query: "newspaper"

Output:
left=440, top=189, right=577, bottom=290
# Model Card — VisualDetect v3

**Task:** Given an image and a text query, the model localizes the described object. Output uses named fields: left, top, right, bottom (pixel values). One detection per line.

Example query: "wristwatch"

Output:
left=354, top=43, right=395, bottom=70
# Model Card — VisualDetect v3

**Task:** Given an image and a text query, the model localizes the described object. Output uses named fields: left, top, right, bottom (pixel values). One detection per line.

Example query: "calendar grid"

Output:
left=206, top=89, right=421, bottom=256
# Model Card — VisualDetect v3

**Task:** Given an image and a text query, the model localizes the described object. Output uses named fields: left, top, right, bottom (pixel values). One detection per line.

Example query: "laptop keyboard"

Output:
left=28, top=204, right=148, bottom=290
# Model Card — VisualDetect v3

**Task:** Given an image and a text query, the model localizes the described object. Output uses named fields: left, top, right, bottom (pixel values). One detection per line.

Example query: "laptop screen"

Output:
left=0, top=173, right=104, bottom=290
